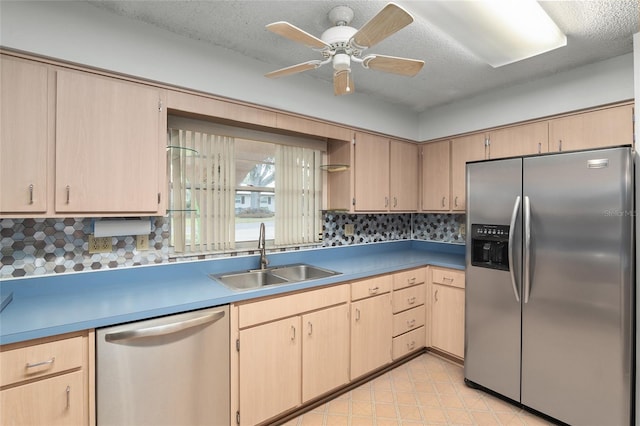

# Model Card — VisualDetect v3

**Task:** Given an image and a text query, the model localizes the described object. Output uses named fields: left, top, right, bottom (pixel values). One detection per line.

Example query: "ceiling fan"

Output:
left=265, top=2, right=424, bottom=96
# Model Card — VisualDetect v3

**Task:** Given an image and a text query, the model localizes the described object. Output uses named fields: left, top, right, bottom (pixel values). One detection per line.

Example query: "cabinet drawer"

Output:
left=392, top=327, right=426, bottom=360
left=0, top=369, right=85, bottom=425
left=393, top=305, right=426, bottom=337
left=238, top=284, right=349, bottom=328
left=392, top=284, right=425, bottom=314
left=351, top=275, right=392, bottom=301
left=431, top=267, right=465, bottom=289
left=393, top=268, right=425, bottom=290
left=1, top=336, right=84, bottom=387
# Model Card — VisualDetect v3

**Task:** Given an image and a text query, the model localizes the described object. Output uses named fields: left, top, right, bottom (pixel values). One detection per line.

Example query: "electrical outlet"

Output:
left=344, top=223, right=355, bottom=236
left=136, top=234, right=149, bottom=251
left=459, top=223, right=466, bottom=238
left=88, top=235, right=112, bottom=253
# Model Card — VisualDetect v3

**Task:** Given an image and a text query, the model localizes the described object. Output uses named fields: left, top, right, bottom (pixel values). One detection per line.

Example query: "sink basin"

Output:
left=210, top=263, right=340, bottom=291
left=269, top=264, right=340, bottom=282
left=211, top=270, right=288, bottom=290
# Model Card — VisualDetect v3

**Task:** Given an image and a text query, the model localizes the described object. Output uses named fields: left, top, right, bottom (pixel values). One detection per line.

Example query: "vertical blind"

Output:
left=275, top=145, right=322, bottom=245
left=169, top=128, right=235, bottom=253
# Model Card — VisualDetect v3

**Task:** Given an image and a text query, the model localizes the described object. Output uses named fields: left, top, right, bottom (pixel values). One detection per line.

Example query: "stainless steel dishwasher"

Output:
left=97, top=306, right=229, bottom=425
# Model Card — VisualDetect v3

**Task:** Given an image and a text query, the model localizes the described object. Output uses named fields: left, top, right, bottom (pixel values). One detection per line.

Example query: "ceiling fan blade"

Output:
left=351, top=3, right=413, bottom=49
left=266, top=21, right=331, bottom=50
left=265, top=61, right=322, bottom=79
left=334, top=70, right=354, bottom=96
left=363, top=54, right=424, bottom=76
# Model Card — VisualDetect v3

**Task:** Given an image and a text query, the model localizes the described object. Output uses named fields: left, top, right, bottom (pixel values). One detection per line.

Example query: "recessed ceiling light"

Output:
left=403, top=0, right=567, bottom=67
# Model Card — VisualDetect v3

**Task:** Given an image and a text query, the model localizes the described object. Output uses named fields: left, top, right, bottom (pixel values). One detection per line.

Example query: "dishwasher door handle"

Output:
left=105, top=310, right=226, bottom=342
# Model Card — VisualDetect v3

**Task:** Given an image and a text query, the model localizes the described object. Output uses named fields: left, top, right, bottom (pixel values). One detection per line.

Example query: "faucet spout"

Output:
left=258, top=222, right=268, bottom=270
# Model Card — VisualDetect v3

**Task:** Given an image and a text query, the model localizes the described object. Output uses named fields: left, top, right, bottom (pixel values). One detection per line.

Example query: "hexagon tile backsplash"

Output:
left=1, top=213, right=464, bottom=278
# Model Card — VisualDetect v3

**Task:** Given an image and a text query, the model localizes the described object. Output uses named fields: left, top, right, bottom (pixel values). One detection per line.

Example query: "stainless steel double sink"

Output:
left=210, top=263, right=341, bottom=291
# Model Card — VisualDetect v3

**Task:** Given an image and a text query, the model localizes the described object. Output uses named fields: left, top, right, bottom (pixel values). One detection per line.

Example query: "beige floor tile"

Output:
left=422, top=407, right=449, bottom=424
left=324, top=414, right=349, bottom=425
left=415, top=390, right=442, bottom=408
left=445, top=408, right=475, bottom=425
left=326, top=399, right=350, bottom=415
left=373, top=390, right=395, bottom=404
left=439, top=393, right=465, bottom=409
left=287, top=353, right=552, bottom=426
left=351, top=400, right=374, bottom=417
left=394, top=390, right=417, bottom=405
left=397, top=404, right=423, bottom=421
left=470, top=410, right=501, bottom=426
left=375, top=402, right=398, bottom=419
left=299, top=412, right=325, bottom=425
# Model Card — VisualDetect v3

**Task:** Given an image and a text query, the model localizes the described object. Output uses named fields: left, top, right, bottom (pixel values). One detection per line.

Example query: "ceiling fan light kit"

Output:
left=264, top=2, right=424, bottom=96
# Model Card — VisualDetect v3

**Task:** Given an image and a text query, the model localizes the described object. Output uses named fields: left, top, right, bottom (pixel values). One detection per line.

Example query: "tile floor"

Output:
left=282, top=352, right=556, bottom=426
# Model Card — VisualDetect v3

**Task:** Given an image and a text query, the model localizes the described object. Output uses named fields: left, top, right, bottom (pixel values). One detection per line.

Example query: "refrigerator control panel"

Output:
left=471, top=224, right=510, bottom=271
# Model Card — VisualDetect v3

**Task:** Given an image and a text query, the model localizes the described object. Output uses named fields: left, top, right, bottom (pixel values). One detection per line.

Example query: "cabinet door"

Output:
left=55, top=70, right=164, bottom=214
left=548, top=104, right=634, bottom=152
left=488, top=121, right=549, bottom=159
left=0, top=370, right=85, bottom=426
left=350, top=293, right=392, bottom=379
left=421, top=140, right=450, bottom=211
left=302, top=304, right=350, bottom=402
left=431, top=283, right=465, bottom=358
left=451, top=134, right=486, bottom=212
left=239, top=317, right=301, bottom=426
left=389, top=140, right=418, bottom=211
left=0, top=56, right=49, bottom=213
left=354, top=133, right=389, bottom=211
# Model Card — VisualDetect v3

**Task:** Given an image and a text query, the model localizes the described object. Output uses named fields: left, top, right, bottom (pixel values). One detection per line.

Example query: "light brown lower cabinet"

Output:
left=430, top=267, right=466, bottom=359
left=234, top=284, right=350, bottom=426
left=0, top=331, right=94, bottom=426
left=350, top=292, right=393, bottom=379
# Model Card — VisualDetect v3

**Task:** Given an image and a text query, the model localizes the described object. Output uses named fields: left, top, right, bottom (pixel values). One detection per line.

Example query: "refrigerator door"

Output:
left=521, top=147, right=633, bottom=426
left=464, top=157, right=523, bottom=402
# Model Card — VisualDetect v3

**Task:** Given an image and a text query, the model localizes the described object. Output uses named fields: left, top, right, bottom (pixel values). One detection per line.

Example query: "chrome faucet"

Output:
left=258, top=222, right=268, bottom=270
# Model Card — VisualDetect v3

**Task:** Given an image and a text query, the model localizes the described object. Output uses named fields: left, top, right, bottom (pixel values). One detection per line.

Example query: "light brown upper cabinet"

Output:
left=487, top=121, right=549, bottom=159
left=353, top=133, right=418, bottom=212
left=0, top=55, right=49, bottom=214
left=548, top=104, right=634, bottom=153
left=55, top=69, right=167, bottom=214
left=421, top=140, right=451, bottom=211
left=450, top=134, right=486, bottom=212
left=389, top=140, right=419, bottom=211
left=353, top=132, right=390, bottom=211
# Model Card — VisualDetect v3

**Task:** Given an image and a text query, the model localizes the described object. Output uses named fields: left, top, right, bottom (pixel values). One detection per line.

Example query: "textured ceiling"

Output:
left=86, top=1, right=638, bottom=113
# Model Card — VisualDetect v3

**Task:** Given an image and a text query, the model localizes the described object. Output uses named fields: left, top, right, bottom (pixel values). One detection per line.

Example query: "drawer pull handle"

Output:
left=407, top=341, right=416, bottom=350
left=434, top=290, right=439, bottom=302
left=66, top=386, right=71, bottom=409
left=308, top=321, right=313, bottom=336
left=407, top=319, right=416, bottom=328
left=29, top=184, right=34, bottom=204
left=408, top=277, right=416, bottom=285
left=26, top=357, right=55, bottom=369
left=443, top=276, right=454, bottom=282
left=66, top=185, right=70, bottom=204
left=291, top=325, right=296, bottom=341
left=407, top=296, right=416, bottom=305
left=355, top=308, right=361, bottom=321
left=369, top=286, right=379, bottom=295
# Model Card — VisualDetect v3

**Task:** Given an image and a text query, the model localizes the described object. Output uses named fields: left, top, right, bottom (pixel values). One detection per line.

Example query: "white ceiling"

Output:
left=86, top=1, right=638, bottom=113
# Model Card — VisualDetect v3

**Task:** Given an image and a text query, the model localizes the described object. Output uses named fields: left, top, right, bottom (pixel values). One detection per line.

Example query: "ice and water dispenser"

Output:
left=470, top=224, right=510, bottom=271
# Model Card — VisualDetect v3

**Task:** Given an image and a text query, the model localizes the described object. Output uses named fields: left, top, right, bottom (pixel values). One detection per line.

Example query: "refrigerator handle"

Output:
left=508, top=196, right=521, bottom=302
left=523, top=196, right=531, bottom=304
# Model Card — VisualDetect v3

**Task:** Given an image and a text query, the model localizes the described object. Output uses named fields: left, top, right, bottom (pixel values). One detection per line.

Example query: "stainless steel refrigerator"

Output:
left=464, top=146, right=634, bottom=426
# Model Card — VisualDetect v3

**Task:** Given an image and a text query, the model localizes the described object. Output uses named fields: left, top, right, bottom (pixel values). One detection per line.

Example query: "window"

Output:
left=168, top=122, right=323, bottom=254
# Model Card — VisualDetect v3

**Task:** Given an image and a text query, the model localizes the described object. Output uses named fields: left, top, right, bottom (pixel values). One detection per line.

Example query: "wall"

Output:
left=0, top=213, right=464, bottom=278
left=418, top=53, right=635, bottom=141
left=0, top=0, right=419, bottom=141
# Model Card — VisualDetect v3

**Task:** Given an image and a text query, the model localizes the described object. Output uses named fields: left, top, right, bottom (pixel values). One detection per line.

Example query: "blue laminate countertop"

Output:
left=0, top=240, right=465, bottom=345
